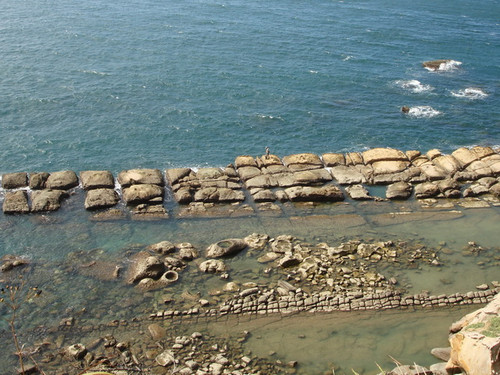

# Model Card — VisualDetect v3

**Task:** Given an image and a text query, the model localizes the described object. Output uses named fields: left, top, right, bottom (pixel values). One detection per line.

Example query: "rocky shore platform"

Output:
left=2, top=146, right=500, bottom=217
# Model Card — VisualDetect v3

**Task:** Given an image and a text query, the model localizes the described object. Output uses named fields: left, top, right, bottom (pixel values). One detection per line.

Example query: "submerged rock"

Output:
left=127, top=251, right=166, bottom=284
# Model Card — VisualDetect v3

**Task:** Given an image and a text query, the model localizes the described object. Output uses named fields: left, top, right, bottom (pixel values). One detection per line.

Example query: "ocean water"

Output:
left=1, top=0, right=500, bottom=374
left=1, top=0, right=499, bottom=173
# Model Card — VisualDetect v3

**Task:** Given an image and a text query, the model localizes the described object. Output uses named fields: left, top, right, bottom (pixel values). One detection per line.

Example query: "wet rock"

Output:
left=29, top=172, right=50, bottom=190
left=177, top=243, right=198, bottom=260
left=46, top=171, right=79, bottom=190
left=148, top=323, right=166, bottom=340
left=84, top=188, right=119, bottom=210
left=66, top=343, right=87, bottom=360
left=127, top=251, right=166, bottom=284
left=206, top=239, right=247, bottom=258
left=284, top=185, right=344, bottom=201
left=118, top=168, right=164, bottom=187
left=422, top=59, right=453, bottom=71
left=3, top=191, right=30, bottom=214
left=387, top=364, right=432, bottom=374
left=148, top=241, right=176, bottom=255
left=252, top=189, right=275, bottom=202
left=156, top=349, right=175, bottom=366
left=278, top=254, right=301, bottom=268
left=199, top=259, right=227, bottom=273
left=345, top=184, right=371, bottom=200
left=244, top=233, right=270, bottom=249
left=122, top=184, right=163, bottom=204
left=1, top=172, right=28, bottom=189
left=31, top=190, right=67, bottom=212
left=80, top=170, right=115, bottom=190
left=194, top=187, right=245, bottom=203
left=386, top=182, right=413, bottom=200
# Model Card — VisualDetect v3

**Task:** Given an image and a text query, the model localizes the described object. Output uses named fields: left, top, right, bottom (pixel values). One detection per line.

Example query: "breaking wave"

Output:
left=395, top=80, right=433, bottom=93
left=451, top=87, right=488, bottom=100
left=425, top=60, right=462, bottom=72
left=407, top=106, right=442, bottom=118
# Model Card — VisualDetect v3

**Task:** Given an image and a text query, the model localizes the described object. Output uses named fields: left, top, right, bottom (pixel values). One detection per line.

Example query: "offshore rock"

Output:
left=422, top=59, right=453, bottom=71
left=80, top=170, right=115, bottom=190
left=46, top=171, right=79, bottom=190
left=447, top=292, right=500, bottom=375
left=29, top=172, right=50, bottom=190
left=1, top=172, right=28, bottom=189
left=206, top=239, right=247, bottom=258
left=122, top=184, right=163, bottom=204
left=84, top=188, right=119, bottom=210
left=118, top=169, right=164, bottom=187
left=2, top=191, right=30, bottom=214
left=31, top=190, right=67, bottom=212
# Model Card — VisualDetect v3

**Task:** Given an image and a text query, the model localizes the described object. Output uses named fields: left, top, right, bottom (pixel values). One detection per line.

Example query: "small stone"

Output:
left=66, top=343, right=87, bottom=360
left=156, top=350, right=175, bottom=366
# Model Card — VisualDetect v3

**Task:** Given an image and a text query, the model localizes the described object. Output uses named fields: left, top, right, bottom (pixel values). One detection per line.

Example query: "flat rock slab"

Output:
left=46, top=171, right=79, bottom=190
left=80, top=170, right=115, bottom=190
left=118, top=169, right=164, bottom=187
left=1, top=172, right=28, bottom=189
left=330, top=166, right=366, bottom=185
left=2, top=191, right=30, bottom=213
left=362, top=148, right=408, bottom=164
left=345, top=184, right=372, bottom=200
left=31, top=190, right=67, bottom=212
left=84, top=188, right=120, bottom=210
left=284, top=185, right=344, bottom=202
left=386, top=182, right=413, bottom=200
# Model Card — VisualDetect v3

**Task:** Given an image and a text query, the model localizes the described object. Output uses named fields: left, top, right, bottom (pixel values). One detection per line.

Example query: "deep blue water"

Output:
left=1, top=0, right=499, bottom=173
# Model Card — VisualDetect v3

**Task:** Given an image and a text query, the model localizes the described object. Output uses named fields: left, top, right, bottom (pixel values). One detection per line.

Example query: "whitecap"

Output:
left=425, top=60, right=462, bottom=72
left=79, top=69, right=110, bottom=76
left=256, top=114, right=284, bottom=121
left=407, top=106, right=442, bottom=118
left=309, top=70, right=318, bottom=74
left=395, top=80, right=433, bottom=93
left=451, top=87, right=488, bottom=100
left=342, top=55, right=353, bottom=61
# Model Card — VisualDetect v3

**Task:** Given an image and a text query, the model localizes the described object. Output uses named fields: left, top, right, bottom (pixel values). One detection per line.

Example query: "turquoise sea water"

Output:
left=1, top=0, right=499, bottom=173
left=1, top=1, right=500, bottom=374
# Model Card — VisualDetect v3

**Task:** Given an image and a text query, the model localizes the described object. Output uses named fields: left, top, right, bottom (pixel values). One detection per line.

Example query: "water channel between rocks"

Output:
left=0, top=198, right=499, bottom=374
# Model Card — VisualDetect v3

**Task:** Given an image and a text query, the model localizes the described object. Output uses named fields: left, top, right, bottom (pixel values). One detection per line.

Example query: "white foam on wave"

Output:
left=407, top=106, right=442, bottom=118
left=395, top=80, right=433, bottom=93
left=425, top=60, right=462, bottom=72
left=79, top=69, right=110, bottom=76
left=257, top=114, right=284, bottom=121
left=451, top=87, right=488, bottom=100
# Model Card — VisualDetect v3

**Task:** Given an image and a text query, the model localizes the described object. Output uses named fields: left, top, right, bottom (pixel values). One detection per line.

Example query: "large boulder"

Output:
left=422, top=59, right=454, bottom=71
left=3, top=191, right=30, bottom=214
left=371, top=160, right=410, bottom=176
left=237, top=166, right=261, bottom=181
left=118, top=169, right=164, bottom=187
left=127, top=251, right=166, bottom=284
left=1, top=172, right=28, bottom=189
left=46, top=171, right=79, bottom=190
left=206, top=239, right=247, bottom=258
left=447, top=293, right=500, bottom=375
left=199, top=259, right=227, bottom=273
left=452, top=147, right=478, bottom=168
left=432, top=155, right=462, bottom=174
left=31, top=190, right=67, bottom=212
left=234, top=155, right=257, bottom=168
left=196, top=168, right=224, bottom=180
left=293, top=169, right=332, bottom=185
left=282, top=153, right=322, bottom=168
left=414, top=182, right=440, bottom=199
left=322, top=153, right=345, bottom=167
left=284, top=185, right=344, bottom=202
left=84, top=189, right=119, bottom=210
left=80, top=170, right=115, bottom=190
left=193, top=187, right=245, bottom=203
left=122, top=184, right=163, bottom=204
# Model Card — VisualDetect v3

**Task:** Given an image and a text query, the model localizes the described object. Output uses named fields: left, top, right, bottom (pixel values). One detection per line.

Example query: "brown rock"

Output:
left=3, top=191, right=30, bottom=214
left=31, top=190, right=66, bottom=212
left=345, top=152, right=363, bottom=166
left=414, top=182, right=440, bottom=198
left=196, top=168, right=224, bottom=180
left=166, top=168, right=193, bottom=185
left=322, top=153, right=346, bottom=167
left=237, top=166, right=261, bottom=181
left=432, top=155, right=462, bottom=174
left=345, top=184, right=371, bottom=200
left=118, top=169, right=164, bottom=187
left=422, top=59, right=452, bottom=71
left=362, top=148, right=408, bottom=164
left=1, top=172, right=28, bottom=189
left=84, top=188, right=119, bottom=210
left=46, top=171, right=79, bottom=190
left=80, top=170, right=115, bottom=190
left=282, top=153, right=322, bottom=167
left=29, top=172, right=50, bottom=190
left=284, top=185, right=344, bottom=201
left=122, top=184, right=163, bottom=204
left=371, top=160, right=409, bottom=176
left=234, top=155, right=257, bottom=168
left=452, top=147, right=478, bottom=168
left=127, top=251, right=166, bottom=284
left=330, top=165, right=366, bottom=185
left=206, top=238, right=247, bottom=258
left=256, top=154, right=282, bottom=168
left=293, top=169, right=332, bottom=184
left=148, top=323, right=166, bottom=341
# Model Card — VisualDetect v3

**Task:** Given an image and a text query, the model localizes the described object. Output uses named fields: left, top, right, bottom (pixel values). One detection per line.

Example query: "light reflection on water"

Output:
left=0, top=200, right=499, bottom=373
